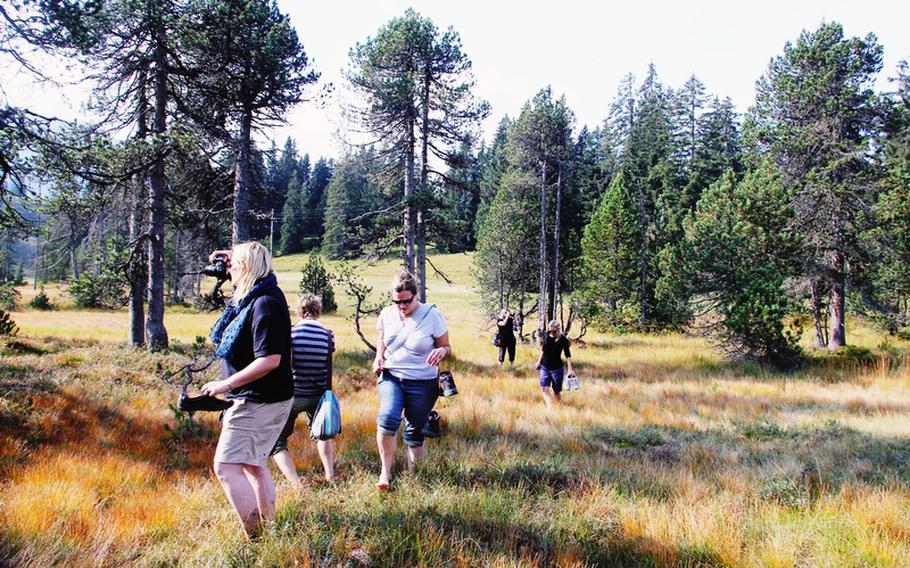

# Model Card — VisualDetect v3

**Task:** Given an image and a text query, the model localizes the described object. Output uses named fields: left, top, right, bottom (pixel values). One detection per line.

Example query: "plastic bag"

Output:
left=310, top=390, right=341, bottom=440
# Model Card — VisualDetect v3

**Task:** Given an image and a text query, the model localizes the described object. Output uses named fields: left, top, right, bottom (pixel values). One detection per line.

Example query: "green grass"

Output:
left=1, top=253, right=910, bottom=567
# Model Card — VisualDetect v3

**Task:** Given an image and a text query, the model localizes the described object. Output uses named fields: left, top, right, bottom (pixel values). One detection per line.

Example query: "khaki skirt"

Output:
left=214, top=398, right=293, bottom=467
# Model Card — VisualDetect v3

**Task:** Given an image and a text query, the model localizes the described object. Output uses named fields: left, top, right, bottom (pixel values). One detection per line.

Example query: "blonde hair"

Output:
left=231, top=242, right=273, bottom=301
left=390, top=268, right=418, bottom=295
left=296, top=293, right=322, bottom=319
left=547, top=319, right=562, bottom=336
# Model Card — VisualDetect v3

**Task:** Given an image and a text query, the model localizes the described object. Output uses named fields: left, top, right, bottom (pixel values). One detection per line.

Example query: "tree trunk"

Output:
left=129, top=172, right=146, bottom=347
left=538, top=160, right=548, bottom=339
left=232, top=108, right=253, bottom=244
left=416, top=213, right=426, bottom=300
left=810, top=279, right=827, bottom=348
left=129, top=62, right=148, bottom=347
left=145, top=19, right=169, bottom=352
left=415, top=64, right=431, bottom=301
left=828, top=250, right=846, bottom=350
left=403, top=115, right=416, bottom=273
left=636, top=179, right=648, bottom=326
left=171, top=231, right=181, bottom=303
left=548, top=162, right=562, bottom=322
left=497, top=250, right=504, bottom=309
left=69, top=231, right=80, bottom=281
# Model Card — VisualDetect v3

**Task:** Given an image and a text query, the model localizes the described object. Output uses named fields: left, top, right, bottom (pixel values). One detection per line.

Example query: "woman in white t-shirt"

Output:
left=371, top=269, right=452, bottom=490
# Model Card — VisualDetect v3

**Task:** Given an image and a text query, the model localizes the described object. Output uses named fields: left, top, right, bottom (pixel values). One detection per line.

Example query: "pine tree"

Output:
left=508, top=87, right=574, bottom=333
left=748, top=22, right=883, bottom=349
left=298, top=253, right=336, bottom=313
left=183, top=0, right=318, bottom=244
left=301, top=157, right=332, bottom=250
left=864, top=60, right=910, bottom=332
left=473, top=169, right=539, bottom=328
left=617, top=64, right=681, bottom=328
left=347, top=9, right=488, bottom=299
left=322, top=152, right=386, bottom=259
left=279, top=173, right=306, bottom=255
left=580, top=173, right=641, bottom=328
left=474, top=116, right=510, bottom=239
left=663, top=165, right=802, bottom=368
left=672, top=75, right=707, bottom=173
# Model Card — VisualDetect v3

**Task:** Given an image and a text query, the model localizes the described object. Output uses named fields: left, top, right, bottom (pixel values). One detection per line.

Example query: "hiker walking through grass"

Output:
left=496, top=308, right=517, bottom=366
left=371, top=269, right=452, bottom=490
left=269, top=293, right=336, bottom=486
left=201, top=242, right=293, bottom=537
left=535, top=319, right=574, bottom=407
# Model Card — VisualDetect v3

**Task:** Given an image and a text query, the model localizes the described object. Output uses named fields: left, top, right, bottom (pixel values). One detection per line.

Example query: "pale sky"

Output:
left=4, top=0, right=909, bottom=160
left=275, top=0, right=910, bottom=159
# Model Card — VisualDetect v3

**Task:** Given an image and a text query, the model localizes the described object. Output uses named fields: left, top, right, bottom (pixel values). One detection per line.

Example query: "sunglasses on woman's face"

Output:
left=392, top=296, right=415, bottom=306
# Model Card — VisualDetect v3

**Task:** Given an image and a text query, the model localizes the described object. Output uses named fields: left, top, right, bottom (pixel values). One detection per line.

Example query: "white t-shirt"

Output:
left=377, top=302, right=448, bottom=380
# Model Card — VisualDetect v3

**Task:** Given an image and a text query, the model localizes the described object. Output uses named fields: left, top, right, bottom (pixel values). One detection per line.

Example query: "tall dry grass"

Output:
left=1, top=253, right=910, bottom=566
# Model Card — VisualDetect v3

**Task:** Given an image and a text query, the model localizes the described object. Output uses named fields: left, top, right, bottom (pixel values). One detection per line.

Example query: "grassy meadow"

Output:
left=2, top=253, right=910, bottom=567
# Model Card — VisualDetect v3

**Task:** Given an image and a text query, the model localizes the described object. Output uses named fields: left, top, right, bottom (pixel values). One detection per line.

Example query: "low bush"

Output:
left=28, top=287, right=53, bottom=310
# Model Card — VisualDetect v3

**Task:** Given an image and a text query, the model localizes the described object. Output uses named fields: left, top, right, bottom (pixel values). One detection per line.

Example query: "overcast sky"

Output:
left=4, top=0, right=909, bottom=161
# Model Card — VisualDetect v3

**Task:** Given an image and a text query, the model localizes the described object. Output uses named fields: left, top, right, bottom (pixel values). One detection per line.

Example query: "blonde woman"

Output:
left=201, top=242, right=293, bottom=537
left=371, top=269, right=451, bottom=490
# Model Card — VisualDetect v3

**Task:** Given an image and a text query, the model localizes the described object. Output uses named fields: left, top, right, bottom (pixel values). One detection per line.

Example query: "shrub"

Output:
left=836, top=345, right=876, bottom=366
left=299, top=253, right=337, bottom=313
left=0, top=282, right=20, bottom=310
left=0, top=309, right=18, bottom=336
left=28, top=287, right=53, bottom=310
left=69, top=269, right=128, bottom=309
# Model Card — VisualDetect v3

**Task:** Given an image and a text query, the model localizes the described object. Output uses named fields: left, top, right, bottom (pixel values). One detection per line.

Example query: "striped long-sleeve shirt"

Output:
left=290, top=319, right=334, bottom=398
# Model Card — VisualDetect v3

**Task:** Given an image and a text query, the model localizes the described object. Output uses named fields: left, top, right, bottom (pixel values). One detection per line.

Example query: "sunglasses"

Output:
left=392, top=296, right=415, bottom=306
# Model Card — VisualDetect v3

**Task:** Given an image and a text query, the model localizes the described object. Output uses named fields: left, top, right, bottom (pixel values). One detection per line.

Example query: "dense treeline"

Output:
left=1, top=4, right=908, bottom=365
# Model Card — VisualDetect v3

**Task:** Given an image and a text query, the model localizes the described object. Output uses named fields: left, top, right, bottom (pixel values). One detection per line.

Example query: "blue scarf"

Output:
left=210, top=273, right=278, bottom=360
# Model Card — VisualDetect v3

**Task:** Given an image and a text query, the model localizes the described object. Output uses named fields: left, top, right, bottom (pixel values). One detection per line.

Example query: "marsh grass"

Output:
left=2, top=253, right=910, bottom=566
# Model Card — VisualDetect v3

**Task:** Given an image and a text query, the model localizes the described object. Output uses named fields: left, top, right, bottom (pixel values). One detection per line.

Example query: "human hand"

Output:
left=372, top=358, right=384, bottom=375
left=426, top=347, right=447, bottom=366
left=209, top=249, right=232, bottom=263
left=201, top=379, right=232, bottom=396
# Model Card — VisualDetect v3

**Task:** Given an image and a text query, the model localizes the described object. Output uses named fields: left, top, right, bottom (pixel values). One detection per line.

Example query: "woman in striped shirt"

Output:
left=269, top=293, right=336, bottom=485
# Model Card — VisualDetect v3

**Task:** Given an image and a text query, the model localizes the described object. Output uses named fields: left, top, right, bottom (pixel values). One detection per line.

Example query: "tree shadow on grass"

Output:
left=424, top=419, right=910, bottom=499
left=0, top=356, right=217, bottom=476
left=273, top=501, right=730, bottom=568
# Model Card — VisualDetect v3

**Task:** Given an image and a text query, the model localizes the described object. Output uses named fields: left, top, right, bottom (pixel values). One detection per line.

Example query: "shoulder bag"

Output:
left=310, top=329, right=341, bottom=440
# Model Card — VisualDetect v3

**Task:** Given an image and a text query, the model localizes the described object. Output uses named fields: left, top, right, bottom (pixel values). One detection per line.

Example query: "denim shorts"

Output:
left=539, top=366, right=565, bottom=393
left=376, top=371, right=439, bottom=447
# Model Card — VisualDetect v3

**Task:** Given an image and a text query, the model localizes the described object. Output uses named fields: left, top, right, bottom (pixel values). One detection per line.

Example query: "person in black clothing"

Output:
left=496, top=308, right=517, bottom=366
left=534, top=319, right=574, bottom=407
left=201, top=242, right=293, bottom=537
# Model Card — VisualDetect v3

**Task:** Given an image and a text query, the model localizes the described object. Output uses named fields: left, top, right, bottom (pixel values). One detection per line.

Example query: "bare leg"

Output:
left=376, top=431, right=396, bottom=488
left=317, top=439, right=334, bottom=482
left=242, top=464, right=277, bottom=525
left=540, top=386, right=557, bottom=408
left=406, top=444, right=425, bottom=471
left=214, top=461, right=262, bottom=537
left=271, top=450, right=302, bottom=490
